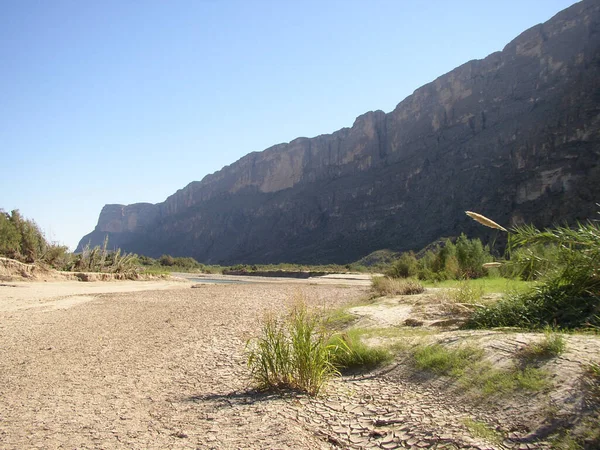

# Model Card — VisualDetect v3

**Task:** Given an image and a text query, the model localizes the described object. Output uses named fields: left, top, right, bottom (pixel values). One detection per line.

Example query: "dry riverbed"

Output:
left=0, top=277, right=598, bottom=449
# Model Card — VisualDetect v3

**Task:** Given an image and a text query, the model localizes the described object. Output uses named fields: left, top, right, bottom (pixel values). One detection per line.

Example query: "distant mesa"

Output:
left=77, top=0, right=600, bottom=264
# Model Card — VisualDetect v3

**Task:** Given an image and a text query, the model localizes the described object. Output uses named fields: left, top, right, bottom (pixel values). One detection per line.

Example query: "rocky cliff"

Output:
left=78, top=0, right=600, bottom=264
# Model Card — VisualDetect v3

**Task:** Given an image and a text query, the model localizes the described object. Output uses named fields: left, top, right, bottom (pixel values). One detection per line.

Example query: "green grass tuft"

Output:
left=413, top=344, right=483, bottom=377
left=246, top=300, right=339, bottom=396
left=462, top=418, right=504, bottom=445
left=329, top=329, right=392, bottom=372
left=411, top=343, right=550, bottom=397
left=466, top=364, right=549, bottom=396
left=519, top=329, right=567, bottom=360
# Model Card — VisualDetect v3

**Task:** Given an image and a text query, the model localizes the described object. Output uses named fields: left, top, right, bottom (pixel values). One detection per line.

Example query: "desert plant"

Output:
left=288, top=303, right=339, bottom=395
left=246, top=300, right=339, bottom=395
left=74, top=239, right=138, bottom=275
left=246, top=313, right=293, bottom=390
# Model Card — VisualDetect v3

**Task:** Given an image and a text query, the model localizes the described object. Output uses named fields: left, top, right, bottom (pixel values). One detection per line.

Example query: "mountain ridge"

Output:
left=78, top=0, right=600, bottom=263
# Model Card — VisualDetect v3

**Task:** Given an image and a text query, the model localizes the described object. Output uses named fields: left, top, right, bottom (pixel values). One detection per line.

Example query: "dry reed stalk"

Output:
left=482, top=262, right=502, bottom=268
left=465, top=211, right=508, bottom=232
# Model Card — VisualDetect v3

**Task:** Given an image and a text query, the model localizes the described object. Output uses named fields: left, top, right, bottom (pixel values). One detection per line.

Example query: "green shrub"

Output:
left=386, top=251, right=418, bottom=278
left=0, top=211, right=21, bottom=258
left=42, top=244, right=72, bottom=270
left=455, top=234, right=491, bottom=279
left=387, top=236, right=494, bottom=282
left=246, top=301, right=339, bottom=396
left=0, top=209, right=47, bottom=263
left=159, top=254, right=175, bottom=266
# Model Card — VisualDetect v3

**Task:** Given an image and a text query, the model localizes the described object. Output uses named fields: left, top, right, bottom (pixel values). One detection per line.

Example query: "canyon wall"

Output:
left=78, top=0, right=600, bottom=263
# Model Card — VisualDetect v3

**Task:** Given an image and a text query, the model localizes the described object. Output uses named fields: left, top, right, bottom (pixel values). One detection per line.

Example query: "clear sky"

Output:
left=0, top=0, right=579, bottom=250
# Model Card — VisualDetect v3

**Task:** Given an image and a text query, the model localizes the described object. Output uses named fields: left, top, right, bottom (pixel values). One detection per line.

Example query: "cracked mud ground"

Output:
left=1, top=280, right=598, bottom=449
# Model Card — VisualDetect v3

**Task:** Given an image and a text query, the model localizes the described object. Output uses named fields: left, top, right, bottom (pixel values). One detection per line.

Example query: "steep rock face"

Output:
left=78, top=0, right=600, bottom=263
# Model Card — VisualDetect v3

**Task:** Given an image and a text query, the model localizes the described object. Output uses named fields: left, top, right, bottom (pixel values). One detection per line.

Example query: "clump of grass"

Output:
left=329, top=329, right=392, bottom=372
left=246, top=300, right=339, bottom=396
left=246, top=313, right=292, bottom=390
left=549, top=431, right=585, bottom=450
left=462, top=418, right=504, bottom=446
left=445, top=280, right=485, bottom=305
left=519, top=329, right=566, bottom=360
left=466, top=363, right=549, bottom=396
left=326, top=308, right=359, bottom=330
left=412, top=342, right=550, bottom=397
left=371, top=276, right=424, bottom=297
left=438, top=280, right=490, bottom=316
left=413, top=344, right=483, bottom=377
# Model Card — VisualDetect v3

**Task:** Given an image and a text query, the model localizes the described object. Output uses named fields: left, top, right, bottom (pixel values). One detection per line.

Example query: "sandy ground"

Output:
left=0, top=278, right=367, bottom=449
left=1, top=277, right=598, bottom=449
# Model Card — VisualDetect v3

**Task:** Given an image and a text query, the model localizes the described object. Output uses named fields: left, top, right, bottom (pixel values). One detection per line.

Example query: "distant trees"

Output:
left=158, top=254, right=204, bottom=271
left=0, top=209, right=69, bottom=265
left=386, top=234, right=493, bottom=281
left=0, top=209, right=208, bottom=275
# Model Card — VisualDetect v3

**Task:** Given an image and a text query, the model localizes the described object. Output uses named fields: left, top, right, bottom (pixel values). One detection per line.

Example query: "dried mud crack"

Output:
left=1, top=280, right=598, bottom=449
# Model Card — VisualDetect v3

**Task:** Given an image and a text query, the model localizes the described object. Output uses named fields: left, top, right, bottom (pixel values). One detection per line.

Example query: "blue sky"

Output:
left=1, top=0, right=578, bottom=250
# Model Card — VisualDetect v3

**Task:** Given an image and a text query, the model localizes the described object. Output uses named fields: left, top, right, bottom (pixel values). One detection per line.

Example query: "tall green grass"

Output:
left=464, top=214, right=600, bottom=330
left=288, top=304, right=339, bottom=395
left=246, top=301, right=339, bottom=395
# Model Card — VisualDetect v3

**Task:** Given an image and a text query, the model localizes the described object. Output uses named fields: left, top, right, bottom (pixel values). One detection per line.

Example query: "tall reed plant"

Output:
left=464, top=211, right=600, bottom=329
